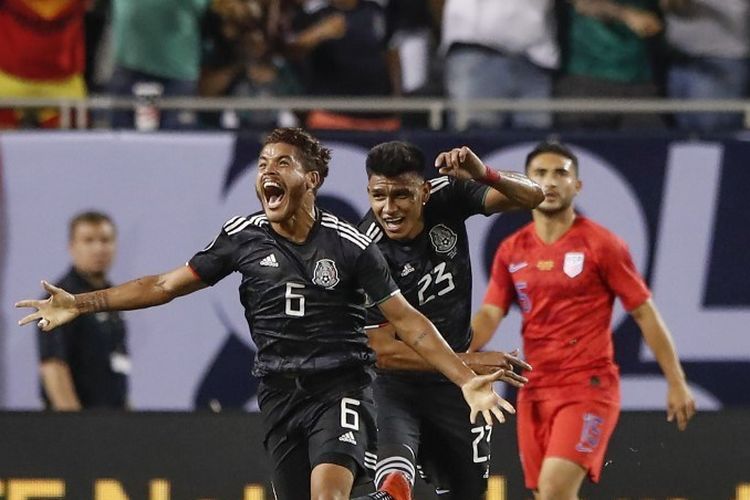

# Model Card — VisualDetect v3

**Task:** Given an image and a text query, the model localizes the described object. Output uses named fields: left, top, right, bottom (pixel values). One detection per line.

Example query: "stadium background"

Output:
left=0, top=130, right=748, bottom=499
left=2, top=0, right=750, bottom=497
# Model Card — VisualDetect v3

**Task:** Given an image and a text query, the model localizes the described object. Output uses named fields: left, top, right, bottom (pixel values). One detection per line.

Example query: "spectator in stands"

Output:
left=84, top=0, right=112, bottom=94
left=287, top=0, right=401, bottom=131
left=665, top=0, right=750, bottom=132
left=441, top=0, right=559, bottom=130
left=0, top=0, right=88, bottom=128
left=556, top=0, right=665, bottom=129
left=200, top=0, right=301, bottom=129
left=37, top=212, right=129, bottom=410
left=109, top=0, right=212, bottom=129
left=386, top=0, right=440, bottom=96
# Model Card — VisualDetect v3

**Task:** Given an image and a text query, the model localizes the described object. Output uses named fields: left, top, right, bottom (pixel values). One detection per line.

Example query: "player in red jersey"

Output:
left=471, top=141, right=696, bottom=500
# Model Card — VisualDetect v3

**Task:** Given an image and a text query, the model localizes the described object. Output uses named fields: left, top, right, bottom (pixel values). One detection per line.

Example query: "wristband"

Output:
left=480, top=165, right=502, bottom=186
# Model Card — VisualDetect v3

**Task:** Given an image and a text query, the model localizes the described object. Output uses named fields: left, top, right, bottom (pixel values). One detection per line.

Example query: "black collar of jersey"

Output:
left=267, top=206, right=323, bottom=247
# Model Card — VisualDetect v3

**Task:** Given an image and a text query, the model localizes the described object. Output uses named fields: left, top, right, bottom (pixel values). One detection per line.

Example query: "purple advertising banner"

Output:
left=0, top=131, right=747, bottom=410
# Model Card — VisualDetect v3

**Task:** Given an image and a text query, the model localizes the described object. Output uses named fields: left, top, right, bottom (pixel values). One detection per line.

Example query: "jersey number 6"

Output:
left=285, top=282, right=306, bottom=317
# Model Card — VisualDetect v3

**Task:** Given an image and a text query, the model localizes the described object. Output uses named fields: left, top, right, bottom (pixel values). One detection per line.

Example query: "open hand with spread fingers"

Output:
left=16, top=280, right=79, bottom=332
left=461, top=369, right=516, bottom=425
left=434, top=146, right=486, bottom=181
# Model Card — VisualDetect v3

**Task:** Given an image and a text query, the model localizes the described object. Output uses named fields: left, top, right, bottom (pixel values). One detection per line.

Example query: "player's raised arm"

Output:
left=16, top=265, right=206, bottom=332
left=434, top=146, right=544, bottom=212
left=377, top=293, right=515, bottom=424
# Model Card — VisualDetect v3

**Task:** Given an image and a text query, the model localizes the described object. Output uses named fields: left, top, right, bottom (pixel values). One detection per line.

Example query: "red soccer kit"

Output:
left=483, top=216, right=650, bottom=488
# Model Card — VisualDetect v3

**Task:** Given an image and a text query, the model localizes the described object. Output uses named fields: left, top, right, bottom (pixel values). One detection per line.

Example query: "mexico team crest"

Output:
left=563, top=252, right=585, bottom=278
left=429, top=224, right=458, bottom=254
left=313, top=259, right=340, bottom=289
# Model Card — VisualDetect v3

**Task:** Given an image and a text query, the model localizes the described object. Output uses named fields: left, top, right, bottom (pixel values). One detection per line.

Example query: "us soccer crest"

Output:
left=563, top=252, right=585, bottom=278
left=313, top=258, right=340, bottom=289
left=429, top=224, right=458, bottom=255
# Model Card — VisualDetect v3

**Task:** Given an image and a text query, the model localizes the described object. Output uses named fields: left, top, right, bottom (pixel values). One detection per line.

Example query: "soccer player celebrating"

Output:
left=358, top=141, right=544, bottom=498
left=471, top=141, right=697, bottom=500
left=16, top=128, right=513, bottom=500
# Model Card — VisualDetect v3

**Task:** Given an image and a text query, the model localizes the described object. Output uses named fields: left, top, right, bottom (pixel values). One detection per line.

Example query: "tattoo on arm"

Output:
left=491, top=170, right=545, bottom=209
left=153, top=276, right=169, bottom=297
left=412, top=331, right=428, bottom=347
left=75, top=291, right=109, bottom=314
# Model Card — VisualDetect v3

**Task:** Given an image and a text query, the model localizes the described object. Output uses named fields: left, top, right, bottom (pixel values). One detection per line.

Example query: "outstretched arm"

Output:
left=630, top=299, right=696, bottom=430
left=17, top=265, right=206, bottom=332
left=367, top=323, right=529, bottom=386
left=434, top=146, right=544, bottom=212
left=377, top=293, right=515, bottom=424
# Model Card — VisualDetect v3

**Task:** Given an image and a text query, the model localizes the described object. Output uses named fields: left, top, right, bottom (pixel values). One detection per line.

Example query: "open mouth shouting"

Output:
left=382, top=215, right=406, bottom=233
left=262, top=178, right=286, bottom=210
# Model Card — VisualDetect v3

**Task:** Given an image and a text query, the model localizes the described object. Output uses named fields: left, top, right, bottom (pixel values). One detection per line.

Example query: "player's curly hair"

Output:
left=366, top=141, right=425, bottom=178
left=525, top=141, right=579, bottom=176
left=263, top=128, right=331, bottom=191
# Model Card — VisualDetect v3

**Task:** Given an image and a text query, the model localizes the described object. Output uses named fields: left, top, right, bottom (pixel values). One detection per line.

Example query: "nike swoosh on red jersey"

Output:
left=508, top=262, right=528, bottom=273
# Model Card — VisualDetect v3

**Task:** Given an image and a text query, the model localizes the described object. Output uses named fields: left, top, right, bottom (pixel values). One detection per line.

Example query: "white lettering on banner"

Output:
left=0, top=135, right=742, bottom=410
left=648, top=143, right=750, bottom=361
left=477, top=143, right=721, bottom=410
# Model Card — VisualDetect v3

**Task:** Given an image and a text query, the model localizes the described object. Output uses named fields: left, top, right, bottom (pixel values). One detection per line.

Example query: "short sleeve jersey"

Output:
left=189, top=209, right=400, bottom=377
left=483, top=217, right=650, bottom=399
left=359, top=176, right=490, bottom=352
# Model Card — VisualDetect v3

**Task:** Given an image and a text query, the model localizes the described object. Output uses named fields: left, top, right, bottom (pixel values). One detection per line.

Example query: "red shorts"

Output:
left=517, top=398, right=620, bottom=489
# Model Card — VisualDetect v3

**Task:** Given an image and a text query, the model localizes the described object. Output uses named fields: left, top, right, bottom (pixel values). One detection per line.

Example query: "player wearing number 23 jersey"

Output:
left=359, top=141, right=544, bottom=499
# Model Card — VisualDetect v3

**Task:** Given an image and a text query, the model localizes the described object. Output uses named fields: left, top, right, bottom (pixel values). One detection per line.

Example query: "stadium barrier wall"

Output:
left=0, top=131, right=747, bottom=411
left=0, top=411, right=747, bottom=499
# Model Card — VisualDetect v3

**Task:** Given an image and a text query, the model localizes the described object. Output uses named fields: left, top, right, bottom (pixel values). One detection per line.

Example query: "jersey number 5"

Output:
left=285, top=282, right=305, bottom=317
left=515, top=282, right=532, bottom=313
left=417, top=262, right=456, bottom=305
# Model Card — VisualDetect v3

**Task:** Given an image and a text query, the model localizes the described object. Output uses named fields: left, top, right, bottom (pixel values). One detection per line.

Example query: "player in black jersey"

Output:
left=17, top=128, right=515, bottom=500
left=358, top=141, right=544, bottom=499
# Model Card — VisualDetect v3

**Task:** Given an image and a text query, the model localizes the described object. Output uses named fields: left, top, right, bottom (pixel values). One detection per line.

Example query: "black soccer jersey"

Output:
left=359, top=176, right=490, bottom=352
left=189, top=209, right=400, bottom=377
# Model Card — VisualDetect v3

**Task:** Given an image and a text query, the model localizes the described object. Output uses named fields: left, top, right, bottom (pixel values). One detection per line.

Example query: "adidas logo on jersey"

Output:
left=338, top=431, right=357, bottom=445
left=259, top=253, right=279, bottom=267
left=400, top=263, right=416, bottom=277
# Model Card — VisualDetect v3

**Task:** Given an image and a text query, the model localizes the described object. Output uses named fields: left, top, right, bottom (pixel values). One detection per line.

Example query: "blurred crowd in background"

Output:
left=0, top=0, right=748, bottom=131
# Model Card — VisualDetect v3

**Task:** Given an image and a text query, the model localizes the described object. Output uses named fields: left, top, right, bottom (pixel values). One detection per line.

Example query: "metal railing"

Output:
left=3, top=96, right=750, bottom=130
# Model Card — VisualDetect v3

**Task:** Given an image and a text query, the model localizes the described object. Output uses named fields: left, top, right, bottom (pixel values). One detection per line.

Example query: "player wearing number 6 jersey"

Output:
left=471, top=141, right=696, bottom=500
left=358, top=141, right=544, bottom=499
left=16, top=128, right=514, bottom=500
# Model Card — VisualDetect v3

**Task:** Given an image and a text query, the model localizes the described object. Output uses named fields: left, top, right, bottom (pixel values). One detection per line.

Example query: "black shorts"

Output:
left=258, top=366, right=378, bottom=499
left=374, top=374, right=491, bottom=499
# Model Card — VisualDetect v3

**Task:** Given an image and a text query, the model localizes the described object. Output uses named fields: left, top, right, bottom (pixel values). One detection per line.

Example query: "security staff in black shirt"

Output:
left=37, top=211, right=128, bottom=410
left=17, top=128, right=513, bottom=500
